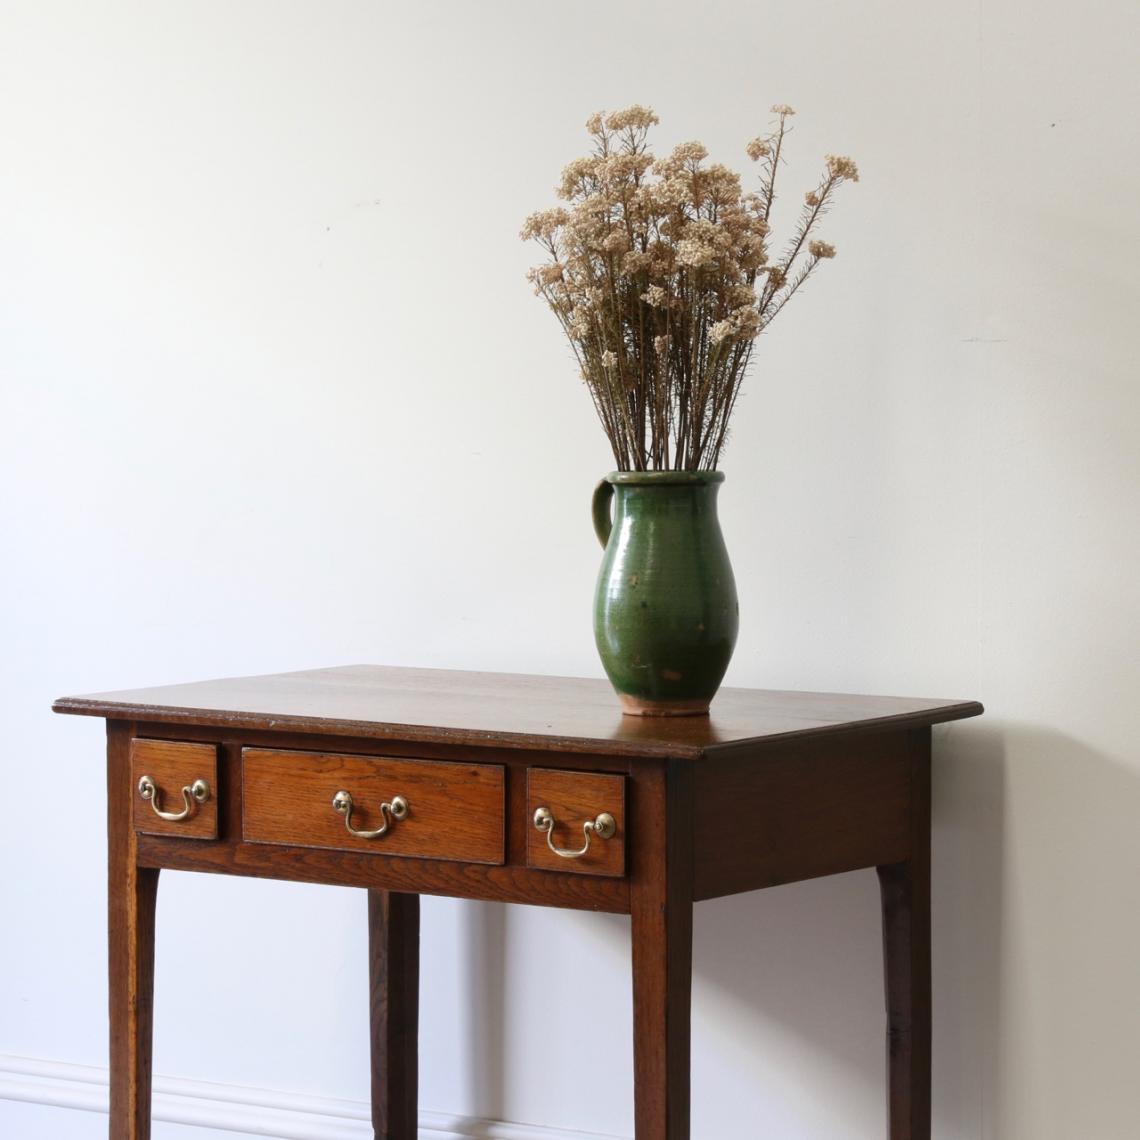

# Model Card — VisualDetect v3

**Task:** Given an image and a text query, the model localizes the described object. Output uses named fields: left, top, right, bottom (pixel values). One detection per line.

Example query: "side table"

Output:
left=54, top=664, right=982, bottom=1140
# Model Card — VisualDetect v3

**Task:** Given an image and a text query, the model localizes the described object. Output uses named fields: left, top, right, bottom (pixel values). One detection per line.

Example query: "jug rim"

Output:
left=605, top=469, right=725, bottom=486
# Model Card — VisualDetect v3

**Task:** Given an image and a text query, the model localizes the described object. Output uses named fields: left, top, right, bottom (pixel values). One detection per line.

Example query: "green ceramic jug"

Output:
left=592, top=471, right=739, bottom=716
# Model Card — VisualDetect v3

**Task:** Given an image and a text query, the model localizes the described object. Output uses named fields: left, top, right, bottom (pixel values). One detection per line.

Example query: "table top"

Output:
left=53, top=664, right=983, bottom=760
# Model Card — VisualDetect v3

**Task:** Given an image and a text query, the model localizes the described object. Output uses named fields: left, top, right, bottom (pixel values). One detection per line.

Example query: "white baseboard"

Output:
left=0, top=1055, right=625, bottom=1140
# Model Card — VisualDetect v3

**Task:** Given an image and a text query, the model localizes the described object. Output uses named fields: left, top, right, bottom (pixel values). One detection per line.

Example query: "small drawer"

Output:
left=242, top=748, right=506, bottom=865
left=131, top=739, right=219, bottom=841
left=527, top=768, right=625, bottom=877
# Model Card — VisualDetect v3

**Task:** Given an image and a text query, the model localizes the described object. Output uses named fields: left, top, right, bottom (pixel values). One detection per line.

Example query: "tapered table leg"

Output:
left=108, top=724, right=159, bottom=1140
left=877, top=735, right=932, bottom=1140
left=631, top=763, right=693, bottom=1140
left=368, top=889, right=420, bottom=1140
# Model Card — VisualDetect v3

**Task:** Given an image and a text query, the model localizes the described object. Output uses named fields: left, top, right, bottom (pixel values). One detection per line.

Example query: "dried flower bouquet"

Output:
left=523, top=105, right=857, bottom=471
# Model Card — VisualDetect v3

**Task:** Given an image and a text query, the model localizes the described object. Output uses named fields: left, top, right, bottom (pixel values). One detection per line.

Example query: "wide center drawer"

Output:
left=242, top=748, right=506, bottom=865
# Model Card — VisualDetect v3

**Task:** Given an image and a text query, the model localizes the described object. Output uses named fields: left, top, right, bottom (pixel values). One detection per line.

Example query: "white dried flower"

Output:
left=526, top=264, right=566, bottom=293
left=653, top=177, right=692, bottom=208
left=521, top=104, right=856, bottom=471
left=622, top=250, right=652, bottom=274
left=733, top=306, right=762, bottom=339
left=676, top=238, right=717, bottom=268
left=825, top=155, right=859, bottom=182
left=671, top=141, right=709, bottom=164
left=605, top=104, right=659, bottom=131
left=737, top=232, right=767, bottom=267
left=745, top=137, right=769, bottom=161
left=558, top=156, right=599, bottom=198
left=702, top=164, right=743, bottom=199
left=520, top=208, right=569, bottom=241
left=596, top=153, right=654, bottom=183
left=601, top=229, right=629, bottom=254
left=645, top=240, right=676, bottom=273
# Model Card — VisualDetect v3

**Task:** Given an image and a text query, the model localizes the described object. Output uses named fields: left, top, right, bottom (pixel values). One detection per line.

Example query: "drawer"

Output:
left=242, top=748, right=506, bottom=865
left=131, top=739, right=219, bottom=841
left=527, top=768, right=625, bottom=877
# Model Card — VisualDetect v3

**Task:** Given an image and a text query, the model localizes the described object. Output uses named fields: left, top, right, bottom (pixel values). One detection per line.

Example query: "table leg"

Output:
left=876, top=741, right=932, bottom=1140
left=108, top=725, right=158, bottom=1140
left=631, top=763, right=693, bottom=1140
left=368, top=889, right=420, bottom=1140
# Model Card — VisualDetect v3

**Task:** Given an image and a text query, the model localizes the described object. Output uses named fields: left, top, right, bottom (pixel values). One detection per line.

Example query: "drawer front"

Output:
left=131, top=739, right=219, bottom=840
left=242, top=748, right=506, bottom=865
left=527, top=768, right=626, bottom=877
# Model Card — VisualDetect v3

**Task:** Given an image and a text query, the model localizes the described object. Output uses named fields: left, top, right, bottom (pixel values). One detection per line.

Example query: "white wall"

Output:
left=2, top=2, right=1138, bottom=1138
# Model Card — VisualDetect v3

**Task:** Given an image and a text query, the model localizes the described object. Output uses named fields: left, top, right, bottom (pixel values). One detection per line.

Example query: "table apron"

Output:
left=135, top=834, right=632, bottom=914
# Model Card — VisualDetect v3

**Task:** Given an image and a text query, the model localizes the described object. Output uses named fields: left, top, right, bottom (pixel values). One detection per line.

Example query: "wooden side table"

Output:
left=54, top=665, right=982, bottom=1140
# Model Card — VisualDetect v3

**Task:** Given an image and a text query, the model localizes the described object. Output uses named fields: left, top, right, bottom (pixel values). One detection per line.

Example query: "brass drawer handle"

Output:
left=138, top=775, right=210, bottom=822
left=533, top=806, right=616, bottom=859
left=332, top=791, right=408, bottom=840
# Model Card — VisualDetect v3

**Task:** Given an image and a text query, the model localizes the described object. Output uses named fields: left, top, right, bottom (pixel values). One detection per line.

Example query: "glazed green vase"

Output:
left=592, top=471, right=738, bottom=716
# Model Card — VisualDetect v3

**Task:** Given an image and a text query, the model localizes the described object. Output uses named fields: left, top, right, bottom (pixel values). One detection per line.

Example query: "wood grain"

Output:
left=242, top=748, right=505, bottom=865
left=135, top=831, right=631, bottom=913
left=877, top=729, right=932, bottom=1140
left=526, top=767, right=626, bottom=877
left=130, top=738, right=218, bottom=841
left=54, top=664, right=984, bottom=760
left=630, top=760, right=693, bottom=1140
left=692, top=731, right=913, bottom=899
left=108, top=721, right=158, bottom=1139
left=368, top=890, right=419, bottom=1140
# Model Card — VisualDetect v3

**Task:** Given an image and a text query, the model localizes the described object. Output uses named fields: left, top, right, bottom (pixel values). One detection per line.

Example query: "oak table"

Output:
left=54, top=665, right=983, bottom=1140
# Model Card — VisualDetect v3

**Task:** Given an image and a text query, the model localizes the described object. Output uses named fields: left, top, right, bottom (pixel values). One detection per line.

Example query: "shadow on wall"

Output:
left=977, top=723, right=1140, bottom=1138
left=462, top=898, right=508, bottom=1119
left=457, top=724, right=1140, bottom=1137
left=456, top=724, right=1010, bottom=1137
left=678, top=726, right=1007, bottom=1136
left=930, top=724, right=1007, bottom=1138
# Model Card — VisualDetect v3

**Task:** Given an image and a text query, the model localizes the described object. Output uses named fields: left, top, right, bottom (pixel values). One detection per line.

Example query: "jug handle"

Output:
left=591, top=479, right=614, bottom=549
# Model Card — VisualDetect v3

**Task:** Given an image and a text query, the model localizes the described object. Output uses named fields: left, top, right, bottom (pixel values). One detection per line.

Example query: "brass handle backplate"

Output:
left=533, top=806, right=616, bottom=859
left=332, top=791, right=409, bottom=840
left=137, top=775, right=210, bottom=822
